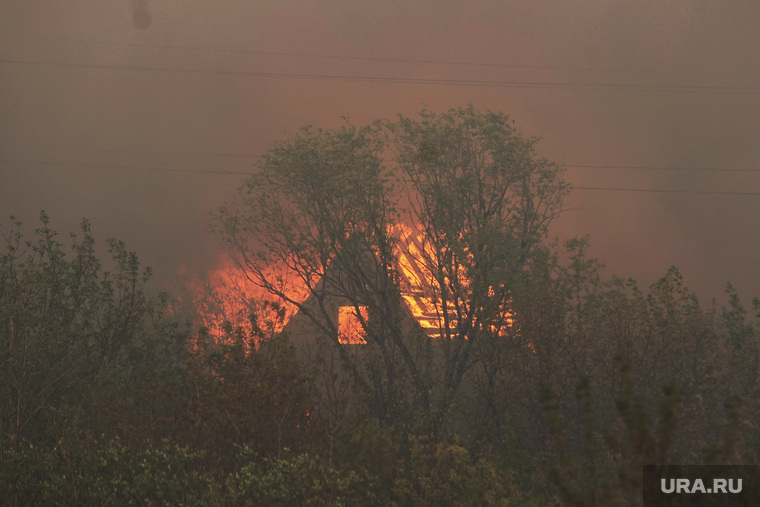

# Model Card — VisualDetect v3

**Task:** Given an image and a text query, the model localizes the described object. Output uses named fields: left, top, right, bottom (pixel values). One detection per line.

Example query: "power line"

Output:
left=0, top=158, right=252, bottom=176
left=2, top=33, right=755, bottom=79
left=567, top=164, right=760, bottom=173
left=573, top=186, right=760, bottom=196
left=4, top=157, right=759, bottom=196
left=3, top=57, right=760, bottom=95
left=13, top=144, right=258, bottom=160
left=7, top=146, right=760, bottom=173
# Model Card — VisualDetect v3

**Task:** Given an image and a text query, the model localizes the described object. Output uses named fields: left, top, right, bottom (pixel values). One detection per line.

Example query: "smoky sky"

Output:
left=1, top=0, right=759, bottom=303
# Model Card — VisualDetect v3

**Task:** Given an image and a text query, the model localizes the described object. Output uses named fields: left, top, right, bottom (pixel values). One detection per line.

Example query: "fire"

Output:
left=338, top=306, right=368, bottom=344
left=393, top=224, right=455, bottom=337
left=180, top=253, right=307, bottom=349
left=182, top=223, right=516, bottom=351
left=392, top=224, right=515, bottom=339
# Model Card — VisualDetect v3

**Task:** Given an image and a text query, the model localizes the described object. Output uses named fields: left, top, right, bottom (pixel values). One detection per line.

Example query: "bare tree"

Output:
left=386, top=106, right=569, bottom=420
left=213, top=107, right=569, bottom=430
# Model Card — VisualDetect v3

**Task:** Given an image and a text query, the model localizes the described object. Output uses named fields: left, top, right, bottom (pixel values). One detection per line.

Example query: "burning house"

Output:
left=281, top=224, right=512, bottom=348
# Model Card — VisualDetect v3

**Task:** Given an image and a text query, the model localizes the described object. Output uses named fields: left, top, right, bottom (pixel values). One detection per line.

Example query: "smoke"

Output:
left=1, top=0, right=759, bottom=302
left=132, top=0, right=151, bottom=30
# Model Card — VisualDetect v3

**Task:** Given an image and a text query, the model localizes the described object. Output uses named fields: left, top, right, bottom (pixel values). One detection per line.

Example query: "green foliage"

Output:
left=7, top=106, right=760, bottom=504
left=0, top=439, right=71, bottom=505
left=0, top=212, right=156, bottom=447
left=183, top=330, right=315, bottom=467
left=391, top=435, right=540, bottom=506
left=1, top=437, right=212, bottom=506
left=541, top=365, right=684, bottom=506
left=81, top=438, right=212, bottom=506
left=214, top=106, right=570, bottom=435
left=228, top=449, right=377, bottom=506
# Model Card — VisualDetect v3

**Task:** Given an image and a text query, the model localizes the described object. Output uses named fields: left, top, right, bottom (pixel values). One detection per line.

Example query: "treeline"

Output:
left=2, top=214, right=760, bottom=505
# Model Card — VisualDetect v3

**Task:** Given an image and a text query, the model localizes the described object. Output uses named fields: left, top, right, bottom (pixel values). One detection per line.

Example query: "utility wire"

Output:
left=2, top=33, right=756, bottom=79
left=4, top=158, right=759, bottom=196
left=566, top=164, right=760, bottom=173
left=3, top=58, right=760, bottom=95
left=573, top=186, right=760, bottom=196
left=0, top=158, right=253, bottom=176
left=7, top=147, right=760, bottom=173
left=13, top=144, right=258, bottom=159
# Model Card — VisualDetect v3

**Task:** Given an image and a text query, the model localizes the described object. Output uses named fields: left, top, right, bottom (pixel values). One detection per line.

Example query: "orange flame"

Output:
left=338, top=305, right=368, bottom=344
left=176, top=253, right=308, bottom=352
left=392, top=224, right=515, bottom=339
left=183, top=223, right=517, bottom=352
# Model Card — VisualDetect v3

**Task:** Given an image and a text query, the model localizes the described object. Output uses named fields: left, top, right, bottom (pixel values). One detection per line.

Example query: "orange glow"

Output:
left=186, top=224, right=515, bottom=350
left=181, top=253, right=309, bottom=351
left=338, top=306, right=368, bottom=344
left=392, top=224, right=515, bottom=339
left=393, top=224, right=454, bottom=337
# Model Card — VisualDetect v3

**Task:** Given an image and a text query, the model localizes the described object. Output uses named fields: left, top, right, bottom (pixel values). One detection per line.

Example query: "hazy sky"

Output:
left=2, top=1, right=759, bottom=303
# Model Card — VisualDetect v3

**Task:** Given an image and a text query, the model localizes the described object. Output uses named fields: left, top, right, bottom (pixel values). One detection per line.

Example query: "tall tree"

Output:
left=213, top=107, right=569, bottom=429
left=0, top=212, right=154, bottom=446
left=387, top=106, right=568, bottom=417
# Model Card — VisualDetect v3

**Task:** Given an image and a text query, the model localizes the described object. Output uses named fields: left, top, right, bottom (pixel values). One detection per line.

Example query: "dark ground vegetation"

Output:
left=3, top=109, right=760, bottom=506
